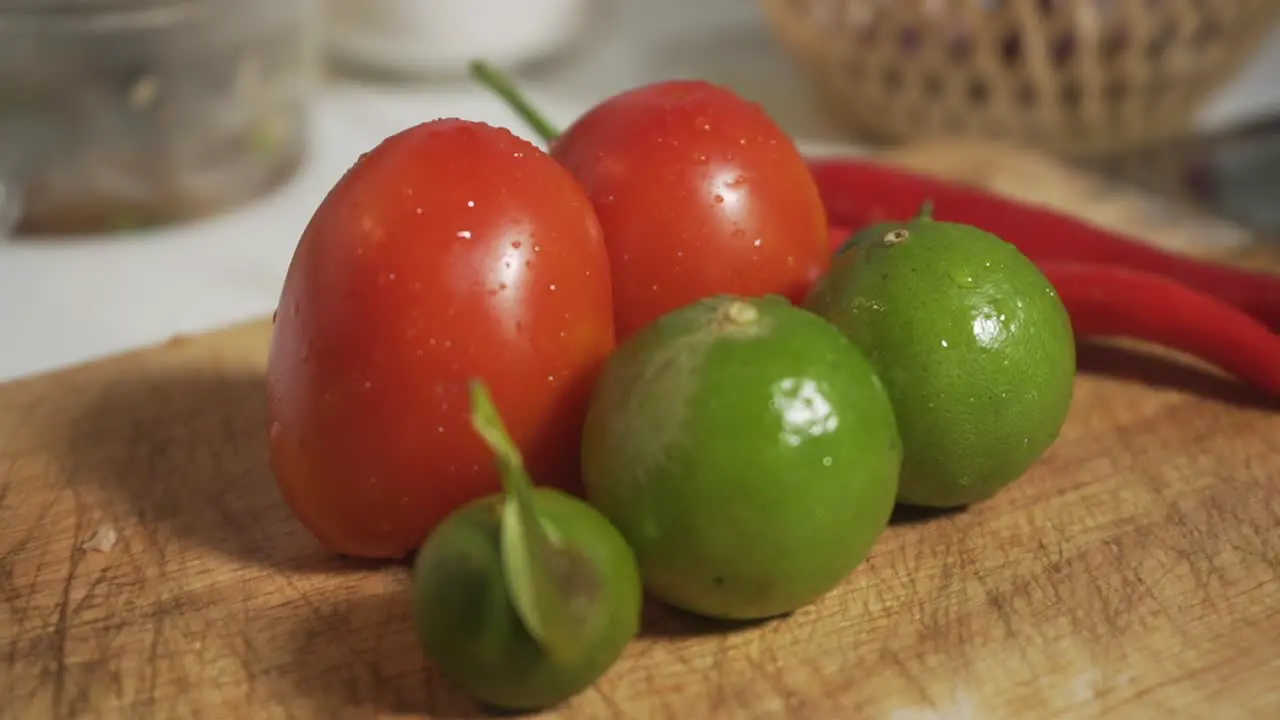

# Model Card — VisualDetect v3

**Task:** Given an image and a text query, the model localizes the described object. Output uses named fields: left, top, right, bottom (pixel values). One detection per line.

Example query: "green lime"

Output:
left=835, top=220, right=901, bottom=258
left=809, top=220, right=902, bottom=319
left=580, top=294, right=901, bottom=621
left=805, top=215, right=1075, bottom=508
left=824, top=204, right=938, bottom=266
left=410, top=487, right=642, bottom=711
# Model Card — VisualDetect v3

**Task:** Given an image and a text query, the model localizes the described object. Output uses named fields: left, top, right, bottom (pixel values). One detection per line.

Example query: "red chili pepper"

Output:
left=1038, top=262, right=1280, bottom=397
left=808, top=157, right=1280, bottom=332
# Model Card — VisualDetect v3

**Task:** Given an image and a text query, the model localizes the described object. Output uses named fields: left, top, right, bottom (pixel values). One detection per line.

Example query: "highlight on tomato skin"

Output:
left=546, top=79, right=831, bottom=340
left=265, top=118, right=617, bottom=561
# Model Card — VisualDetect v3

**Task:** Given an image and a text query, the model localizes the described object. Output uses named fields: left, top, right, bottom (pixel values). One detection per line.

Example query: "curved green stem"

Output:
left=469, top=379, right=536, bottom=499
left=468, top=60, right=562, bottom=145
left=469, top=380, right=583, bottom=660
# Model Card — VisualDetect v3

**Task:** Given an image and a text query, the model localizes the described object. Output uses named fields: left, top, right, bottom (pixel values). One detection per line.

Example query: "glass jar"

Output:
left=0, top=0, right=321, bottom=236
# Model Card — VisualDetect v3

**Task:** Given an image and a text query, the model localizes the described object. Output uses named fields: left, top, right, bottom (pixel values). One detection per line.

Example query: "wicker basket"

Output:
left=762, top=0, right=1280, bottom=157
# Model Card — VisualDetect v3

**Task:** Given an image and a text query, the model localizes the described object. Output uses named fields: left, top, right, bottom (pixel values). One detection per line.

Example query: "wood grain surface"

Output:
left=0, top=315, right=1278, bottom=719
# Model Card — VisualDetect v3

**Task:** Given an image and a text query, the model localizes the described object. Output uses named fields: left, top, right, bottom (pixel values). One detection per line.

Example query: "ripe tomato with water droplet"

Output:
left=266, top=119, right=617, bottom=559
left=549, top=80, right=830, bottom=340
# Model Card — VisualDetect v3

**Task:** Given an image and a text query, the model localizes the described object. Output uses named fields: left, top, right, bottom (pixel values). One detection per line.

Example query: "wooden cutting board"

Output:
left=2, top=320, right=1279, bottom=720
left=3, top=138, right=1280, bottom=718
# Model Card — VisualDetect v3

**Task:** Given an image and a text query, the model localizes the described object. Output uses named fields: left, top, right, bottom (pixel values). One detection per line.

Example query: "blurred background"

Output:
left=1, top=0, right=1279, bottom=379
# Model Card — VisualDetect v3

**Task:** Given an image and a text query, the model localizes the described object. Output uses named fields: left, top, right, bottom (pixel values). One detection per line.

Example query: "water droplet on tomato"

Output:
left=456, top=230, right=471, bottom=239
left=466, top=200, right=476, bottom=208
left=532, top=244, right=542, bottom=253
left=498, top=282, right=509, bottom=291
left=549, top=284, right=557, bottom=291
left=547, top=375, right=556, bottom=382
left=713, top=194, right=725, bottom=204
left=511, top=240, right=522, bottom=249
left=269, top=421, right=282, bottom=440
left=732, top=229, right=746, bottom=239
left=753, top=238, right=763, bottom=248
left=437, top=426, right=445, bottom=433
left=822, top=456, right=833, bottom=467
left=415, top=207, right=423, bottom=215
left=363, top=380, right=373, bottom=390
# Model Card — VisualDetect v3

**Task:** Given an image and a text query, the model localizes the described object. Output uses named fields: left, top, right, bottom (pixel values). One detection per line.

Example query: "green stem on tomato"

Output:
left=468, top=379, right=589, bottom=660
left=468, top=60, right=563, bottom=145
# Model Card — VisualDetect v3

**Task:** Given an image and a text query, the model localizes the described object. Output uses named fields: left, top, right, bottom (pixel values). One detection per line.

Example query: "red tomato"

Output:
left=549, top=80, right=830, bottom=339
left=266, top=119, right=616, bottom=560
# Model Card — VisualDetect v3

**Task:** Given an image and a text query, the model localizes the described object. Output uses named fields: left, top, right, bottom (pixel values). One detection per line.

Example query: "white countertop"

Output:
left=4, top=0, right=1280, bottom=383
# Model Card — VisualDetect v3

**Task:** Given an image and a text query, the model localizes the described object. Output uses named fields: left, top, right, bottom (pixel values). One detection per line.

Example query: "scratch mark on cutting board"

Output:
left=1071, top=670, right=1099, bottom=702
left=51, top=495, right=86, bottom=717
left=882, top=646, right=932, bottom=706
left=886, top=686, right=978, bottom=720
